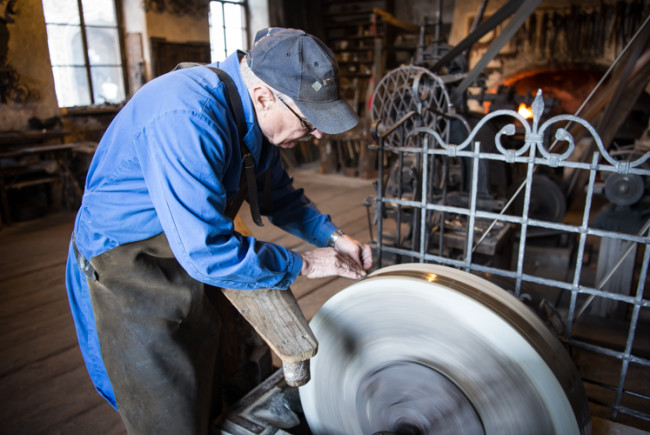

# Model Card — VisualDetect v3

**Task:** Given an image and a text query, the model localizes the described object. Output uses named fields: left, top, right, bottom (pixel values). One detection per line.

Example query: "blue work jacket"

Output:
left=64, top=51, right=337, bottom=408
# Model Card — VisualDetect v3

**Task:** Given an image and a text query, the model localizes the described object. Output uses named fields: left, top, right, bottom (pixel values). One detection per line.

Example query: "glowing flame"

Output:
left=518, top=103, right=534, bottom=119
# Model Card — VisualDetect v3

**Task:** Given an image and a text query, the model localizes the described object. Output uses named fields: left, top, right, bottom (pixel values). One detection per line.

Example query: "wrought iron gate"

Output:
left=366, top=88, right=650, bottom=426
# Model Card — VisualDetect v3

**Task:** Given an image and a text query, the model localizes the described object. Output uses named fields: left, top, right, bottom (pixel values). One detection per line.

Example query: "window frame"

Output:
left=43, top=0, right=129, bottom=109
left=209, top=0, right=250, bottom=62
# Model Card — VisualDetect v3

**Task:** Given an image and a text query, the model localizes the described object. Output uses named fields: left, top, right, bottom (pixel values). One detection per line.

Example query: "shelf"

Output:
left=327, top=35, right=375, bottom=41
left=324, top=0, right=386, bottom=5
left=337, top=60, right=374, bottom=64
left=325, top=9, right=375, bottom=18
left=342, top=73, right=371, bottom=78
left=324, top=20, right=378, bottom=28
left=333, top=46, right=375, bottom=52
left=323, top=0, right=394, bottom=117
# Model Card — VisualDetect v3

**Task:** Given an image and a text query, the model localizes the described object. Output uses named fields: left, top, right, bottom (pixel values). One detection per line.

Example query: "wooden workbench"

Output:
left=0, top=130, right=96, bottom=226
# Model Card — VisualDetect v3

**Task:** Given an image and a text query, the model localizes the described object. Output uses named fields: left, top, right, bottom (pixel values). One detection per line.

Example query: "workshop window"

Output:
left=209, top=0, right=248, bottom=62
left=42, top=0, right=125, bottom=108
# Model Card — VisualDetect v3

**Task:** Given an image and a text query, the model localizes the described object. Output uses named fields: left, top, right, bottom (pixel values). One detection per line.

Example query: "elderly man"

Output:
left=65, top=27, right=372, bottom=434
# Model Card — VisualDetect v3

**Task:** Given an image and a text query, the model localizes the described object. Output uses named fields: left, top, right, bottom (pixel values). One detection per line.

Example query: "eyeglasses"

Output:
left=276, top=95, right=317, bottom=134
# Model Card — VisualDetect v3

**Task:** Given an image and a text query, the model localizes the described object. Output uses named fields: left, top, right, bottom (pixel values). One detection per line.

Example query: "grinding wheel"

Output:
left=299, top=264, right=591, bottom=434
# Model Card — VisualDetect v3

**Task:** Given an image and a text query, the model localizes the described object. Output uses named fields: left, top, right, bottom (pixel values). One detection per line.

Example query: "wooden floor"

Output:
left=1, top=164, right=646, bottom=435
left=0, top=165, right=375, bottom=434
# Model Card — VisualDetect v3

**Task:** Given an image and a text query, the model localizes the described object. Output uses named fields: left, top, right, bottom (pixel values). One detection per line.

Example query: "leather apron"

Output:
left=81, top=186, right=271, bottom=434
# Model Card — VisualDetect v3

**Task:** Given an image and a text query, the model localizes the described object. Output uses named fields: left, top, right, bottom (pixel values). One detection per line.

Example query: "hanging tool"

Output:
left=528, top=12, right=537, bottom=48
left=548, top=11, right=561, bottom=56
left=539, top=11, right=548, bottom=55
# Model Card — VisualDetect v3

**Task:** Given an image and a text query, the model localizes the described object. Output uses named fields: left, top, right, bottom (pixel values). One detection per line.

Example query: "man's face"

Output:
left=256, top=90, right=323, bottom=148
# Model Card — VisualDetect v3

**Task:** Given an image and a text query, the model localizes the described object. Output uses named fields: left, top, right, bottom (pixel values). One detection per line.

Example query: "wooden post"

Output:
left=220, top=287, right=318, bottom=386
left=223, top=214, right=318, bottom=387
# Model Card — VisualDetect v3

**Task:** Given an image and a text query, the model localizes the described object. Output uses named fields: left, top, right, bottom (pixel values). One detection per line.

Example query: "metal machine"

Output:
left=218, top=69, right=650, bottom=435
left=301, top=263, right=591, bottom=434
left=219, top=263, right=592, bottom=434
left=218, top=2, right=650, bottom=432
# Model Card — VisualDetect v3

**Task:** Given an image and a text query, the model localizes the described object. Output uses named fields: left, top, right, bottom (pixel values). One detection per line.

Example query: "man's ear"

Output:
left=251, top=86, right=275, bottom=111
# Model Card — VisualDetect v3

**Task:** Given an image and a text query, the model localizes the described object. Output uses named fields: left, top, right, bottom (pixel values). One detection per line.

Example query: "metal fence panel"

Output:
left=367, top=89, right=650, bottom=425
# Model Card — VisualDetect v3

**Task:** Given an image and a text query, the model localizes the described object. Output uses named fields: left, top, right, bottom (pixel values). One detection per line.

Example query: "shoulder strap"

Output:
left=206, top=67, right=264, bottom=227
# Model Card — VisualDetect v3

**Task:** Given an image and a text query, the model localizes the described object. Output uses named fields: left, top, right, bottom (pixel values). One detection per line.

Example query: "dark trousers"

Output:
left=85, top=233, right=269, bottom=434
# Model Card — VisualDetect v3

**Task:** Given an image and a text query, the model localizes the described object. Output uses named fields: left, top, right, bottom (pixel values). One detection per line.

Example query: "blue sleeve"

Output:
left=256, top=144, right=338, bottom=247
left=135, top=109, right=302, bottom=290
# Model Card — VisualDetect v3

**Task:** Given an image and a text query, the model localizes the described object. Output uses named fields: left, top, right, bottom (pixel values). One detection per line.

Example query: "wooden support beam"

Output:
left=222, top=214, right=318, bottom=386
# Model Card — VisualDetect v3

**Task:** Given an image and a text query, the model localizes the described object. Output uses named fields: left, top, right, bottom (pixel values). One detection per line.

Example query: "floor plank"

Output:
left=0, top=265, right=65, bottom=314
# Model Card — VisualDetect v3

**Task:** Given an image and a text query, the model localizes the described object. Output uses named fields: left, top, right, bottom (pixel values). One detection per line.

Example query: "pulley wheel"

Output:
left=299, top=264, right=590, bottom=435
left=604, top=173, right=644, bottom=206
left=371, top=66, right=451, bottom=149
left=509, top=174, right=566, bottom=222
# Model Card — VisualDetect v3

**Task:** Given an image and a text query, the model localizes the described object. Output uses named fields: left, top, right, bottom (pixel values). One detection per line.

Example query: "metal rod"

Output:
left=435, top=0, right=442, bottom=43
left=451, top=0, right=543, bottom=101
left=566, top=153, right=599, bottom=339
left=377, top=132, right=385, bottom=267
left=396, top=137, right=405, bottom=253
left=411, top=138, right=421, bottom=253
left=613, top=243, right=650, bottom=420
left=420, top=135, right=430, bottom=262
left=465, top=141, right=481, bottom=271
left=513, top=144, right=536, bottom=297
left=469, top=0, right=489, bottom=35
left=583, top=377, right=650, bottom=400
left=574, top=218, right=650, bottom=320
left=429, top=0, right=524, bottom=73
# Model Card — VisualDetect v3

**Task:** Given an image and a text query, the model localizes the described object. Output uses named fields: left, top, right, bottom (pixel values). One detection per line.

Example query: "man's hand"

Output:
left=299, top=247, right=367, bottom=279
left=298, top=235, right=373, bottom=280
left=333, top=234, right=373, bottom=271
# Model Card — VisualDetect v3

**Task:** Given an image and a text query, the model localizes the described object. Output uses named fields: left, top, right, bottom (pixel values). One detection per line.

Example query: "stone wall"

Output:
left=0, top=0, right=59, bottom=131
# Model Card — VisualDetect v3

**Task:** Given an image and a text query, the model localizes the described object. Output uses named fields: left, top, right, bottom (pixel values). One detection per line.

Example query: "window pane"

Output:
left=90, top=66, right=125, bottom=104
left=224, top=3, right=244, bottom=54
left=42, top=0, right=79, bottom=25
left=209, top=2, right=226, bottom=61
left=44, top=0, right=125, bottom=107
left=46, top=24, right=86, bottom=65
left=81, top=0, right=117, bottom=26
left=52, top=66, right=91, bottom=106
left=86, top=27, right=121, bottom=65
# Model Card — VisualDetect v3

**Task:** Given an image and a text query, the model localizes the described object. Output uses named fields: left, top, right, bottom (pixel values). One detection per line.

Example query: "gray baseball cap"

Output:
left=247, top=28, right=359, bottom=135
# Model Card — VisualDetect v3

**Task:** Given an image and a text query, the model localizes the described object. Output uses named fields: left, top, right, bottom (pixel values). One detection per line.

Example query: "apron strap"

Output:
left=206, top=66, right=265, bottom=227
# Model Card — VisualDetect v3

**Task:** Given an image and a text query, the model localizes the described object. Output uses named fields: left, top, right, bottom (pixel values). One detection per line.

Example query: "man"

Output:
left=65, top=27, right=372, bottom=434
